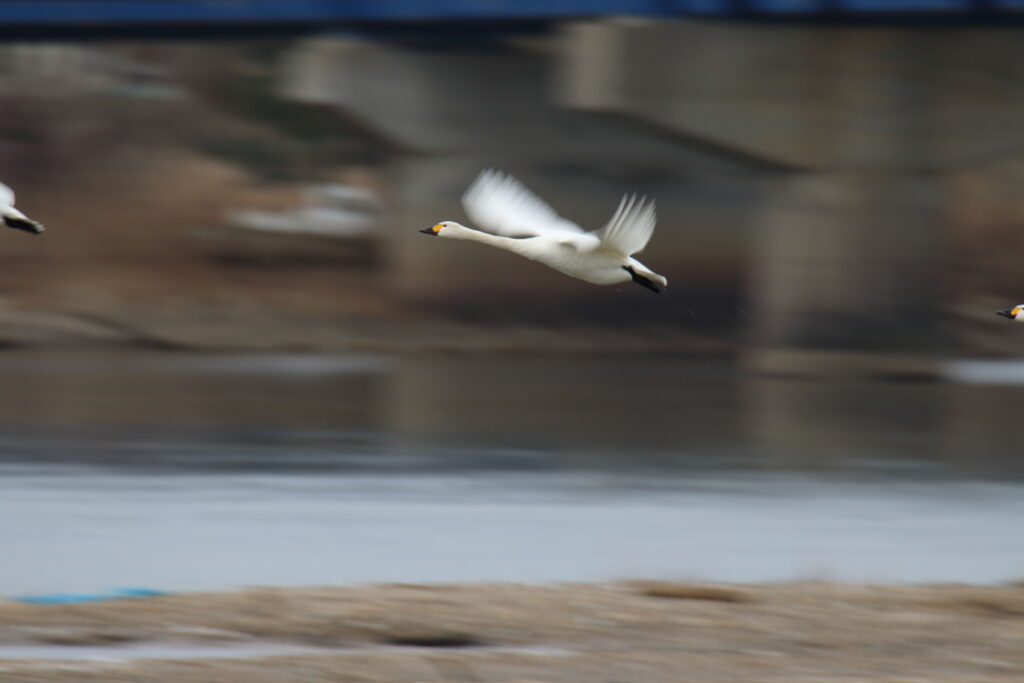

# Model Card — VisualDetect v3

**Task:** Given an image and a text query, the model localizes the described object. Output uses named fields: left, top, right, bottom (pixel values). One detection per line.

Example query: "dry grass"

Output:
left=0, top=582, right=1023, bottom=682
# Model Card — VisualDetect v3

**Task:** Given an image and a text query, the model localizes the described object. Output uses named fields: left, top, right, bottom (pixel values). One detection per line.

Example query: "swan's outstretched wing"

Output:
left=0, top=181, right=14, bottom=208
left=594, top=194, right=656, bottom=256
left=462, top=169, right=584, bottom=238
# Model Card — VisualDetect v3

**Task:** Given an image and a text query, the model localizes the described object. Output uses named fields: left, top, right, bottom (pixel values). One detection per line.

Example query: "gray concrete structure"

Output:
left=559, top=20, right=1024, bottom=171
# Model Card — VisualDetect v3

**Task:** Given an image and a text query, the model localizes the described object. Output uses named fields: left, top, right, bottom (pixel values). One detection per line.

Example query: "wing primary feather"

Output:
left=607, top=195, right=626, bottom=229
left=596, top=192, right=657, bottom=256
left=461, top=169, right=583, bottom=238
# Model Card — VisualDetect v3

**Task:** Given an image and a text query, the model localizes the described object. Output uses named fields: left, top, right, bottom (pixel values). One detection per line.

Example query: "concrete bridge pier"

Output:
left=746, top=172, right=946, bottom=376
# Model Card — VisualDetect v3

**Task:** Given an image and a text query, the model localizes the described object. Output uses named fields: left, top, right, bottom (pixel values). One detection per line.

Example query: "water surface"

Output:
left=1, top=351, right=1022, bottom=594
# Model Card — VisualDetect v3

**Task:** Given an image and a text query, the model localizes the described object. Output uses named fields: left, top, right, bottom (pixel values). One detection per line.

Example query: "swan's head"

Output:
left=997, top=305, right=1024, bottom=322
left=419, top=221, right=464, bottom=237
left=1, top=206, right=43, bottom=235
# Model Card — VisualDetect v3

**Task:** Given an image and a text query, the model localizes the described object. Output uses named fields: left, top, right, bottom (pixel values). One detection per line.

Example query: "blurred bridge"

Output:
left=0, top=0, right=1023, bottom=37
left=5, top=1, right=1022, bottom=372
left=274, top=5, right=1024, bottom=374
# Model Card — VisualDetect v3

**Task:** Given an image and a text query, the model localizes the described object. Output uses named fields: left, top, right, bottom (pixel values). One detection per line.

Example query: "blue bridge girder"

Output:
left=0, top=1, right=1022, bottom=30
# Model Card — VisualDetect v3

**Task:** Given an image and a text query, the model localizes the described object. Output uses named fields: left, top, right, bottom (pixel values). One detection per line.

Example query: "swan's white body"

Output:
left=423, top=170, right=666, bottom=292
left=997, top=305, right=1024, bottom=322
left=0, top=181, right=44, bottom=235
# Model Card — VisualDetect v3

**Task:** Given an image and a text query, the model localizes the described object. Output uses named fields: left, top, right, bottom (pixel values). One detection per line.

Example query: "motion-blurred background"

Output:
left=1, top=1, right=1023, bottom=595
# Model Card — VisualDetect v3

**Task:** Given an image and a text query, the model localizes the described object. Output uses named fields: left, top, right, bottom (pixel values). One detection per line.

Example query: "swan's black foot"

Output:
left=4, top=215, right=43, bottom=235
left=623, top=266, right=661, bottom=294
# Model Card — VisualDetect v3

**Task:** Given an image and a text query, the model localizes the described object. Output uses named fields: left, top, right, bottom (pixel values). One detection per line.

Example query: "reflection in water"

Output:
left=0, top=351, right=1022, bottom=593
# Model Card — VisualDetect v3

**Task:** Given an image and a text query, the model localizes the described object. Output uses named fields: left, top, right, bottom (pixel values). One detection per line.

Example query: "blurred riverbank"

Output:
left=0, top=146, right=728, bottom=355
left=1, top=581, right=1023, bottom=682
left=0, top=298, right=728, bottom=355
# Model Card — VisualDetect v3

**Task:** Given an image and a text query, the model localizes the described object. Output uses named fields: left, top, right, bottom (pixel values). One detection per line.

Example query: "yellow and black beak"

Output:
left=997, top=307, right=1018, bottom=319
left=419, top=224, right=440, bottom=236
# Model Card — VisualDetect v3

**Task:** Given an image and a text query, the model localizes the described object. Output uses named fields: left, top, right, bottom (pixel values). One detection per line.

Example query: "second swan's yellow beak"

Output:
left=997, top=306, right=1021, bottom=319
left=419, top=224, right=441, bottom=236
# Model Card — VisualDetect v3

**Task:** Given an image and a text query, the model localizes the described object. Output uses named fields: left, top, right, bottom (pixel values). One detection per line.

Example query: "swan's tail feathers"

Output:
left=623, top=265, right=665, bottom=294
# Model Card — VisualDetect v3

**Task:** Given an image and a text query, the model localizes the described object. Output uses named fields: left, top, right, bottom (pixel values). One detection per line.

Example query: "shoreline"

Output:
left=0, top=305, right=732, bottom=355
left=1, top=580, right=1022, bottom=681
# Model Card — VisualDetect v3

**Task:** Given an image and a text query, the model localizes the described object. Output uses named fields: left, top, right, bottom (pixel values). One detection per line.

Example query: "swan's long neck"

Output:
left=446, top=225, right=531, bottom=256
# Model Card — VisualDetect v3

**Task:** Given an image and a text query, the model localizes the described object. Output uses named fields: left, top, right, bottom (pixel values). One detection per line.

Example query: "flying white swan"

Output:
left=997, top=305, right=1024, bottom=322
left=421, top=170, right=666, bottom=293
left=0, top=181, right=44, bottom=235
